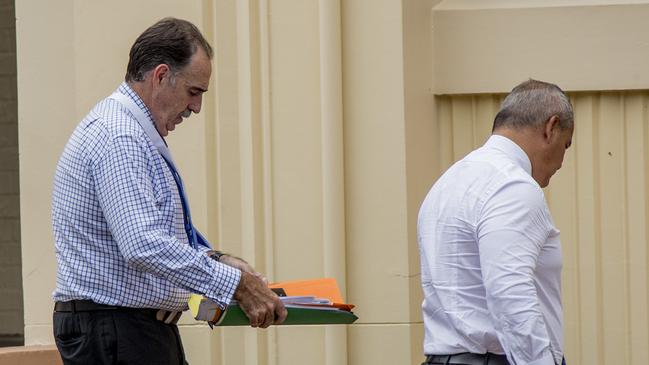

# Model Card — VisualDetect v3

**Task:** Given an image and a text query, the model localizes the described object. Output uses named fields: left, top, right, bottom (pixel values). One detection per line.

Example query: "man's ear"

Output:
left=151, top=64, right=171, bottom=87
left=543, top=115, right=560, bottom=143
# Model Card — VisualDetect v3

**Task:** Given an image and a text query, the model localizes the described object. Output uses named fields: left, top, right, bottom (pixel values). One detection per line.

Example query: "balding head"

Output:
left=493, top=79, right=573, bottom=133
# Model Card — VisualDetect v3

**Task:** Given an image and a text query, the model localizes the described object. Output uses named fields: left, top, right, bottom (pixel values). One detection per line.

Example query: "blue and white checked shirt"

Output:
left=52, top=83, right=240, bottom=311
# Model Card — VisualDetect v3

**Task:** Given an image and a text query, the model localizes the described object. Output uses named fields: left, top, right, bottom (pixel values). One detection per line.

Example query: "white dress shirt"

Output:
left=418, top=135, right=563, bottom=365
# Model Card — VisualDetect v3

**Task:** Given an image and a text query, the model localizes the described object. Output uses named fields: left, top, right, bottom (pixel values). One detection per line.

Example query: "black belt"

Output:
left=54, top=300, right=182, bottom=325
left=425, top=353, right=510, bottom=365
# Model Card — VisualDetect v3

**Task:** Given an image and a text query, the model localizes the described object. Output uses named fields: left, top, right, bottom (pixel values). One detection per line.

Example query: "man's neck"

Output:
left=493, top=127, right=545, bottom=185
left=493, top=127, right=539, bottom=160
left=127, top=81, right=153, bottom=110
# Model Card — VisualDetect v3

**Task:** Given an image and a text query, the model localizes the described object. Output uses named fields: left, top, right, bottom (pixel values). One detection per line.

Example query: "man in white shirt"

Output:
left=418, top=79, right=573, bottom=365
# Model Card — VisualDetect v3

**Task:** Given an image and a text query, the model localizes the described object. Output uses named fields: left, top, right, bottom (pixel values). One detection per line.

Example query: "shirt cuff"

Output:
left=204, top=262, right=241, bottom=309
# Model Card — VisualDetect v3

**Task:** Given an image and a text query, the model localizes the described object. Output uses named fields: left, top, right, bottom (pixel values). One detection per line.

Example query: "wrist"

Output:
left=207, top=250, right=225, bottom=262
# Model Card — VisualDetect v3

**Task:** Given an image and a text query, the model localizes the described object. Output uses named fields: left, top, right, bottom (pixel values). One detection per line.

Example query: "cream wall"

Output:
left=15, top=0, right=209, bottom=346
left=16, top=0, right=649, bottom=365
left=433, top=0, right=649, bottom=93
left=436, top=91, right=649, bottom=365
left=432, top=1, right=649, bottom=365
left=16, top=0, right=433, bottom=363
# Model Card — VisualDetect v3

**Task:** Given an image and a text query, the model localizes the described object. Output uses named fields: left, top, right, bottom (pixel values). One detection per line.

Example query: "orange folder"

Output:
left=268, top=278, right=355, bottom=311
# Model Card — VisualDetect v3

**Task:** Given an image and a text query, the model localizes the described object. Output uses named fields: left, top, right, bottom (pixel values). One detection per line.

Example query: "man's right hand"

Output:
left=233, top=271, right=287, bottom=328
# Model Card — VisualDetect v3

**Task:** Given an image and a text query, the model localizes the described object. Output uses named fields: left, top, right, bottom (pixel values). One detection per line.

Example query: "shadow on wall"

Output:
left=0, top=0, right=24, bottom=349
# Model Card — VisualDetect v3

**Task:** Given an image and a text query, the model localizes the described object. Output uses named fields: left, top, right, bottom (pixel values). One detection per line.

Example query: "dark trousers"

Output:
left=53, top=309, right=188, bottom=365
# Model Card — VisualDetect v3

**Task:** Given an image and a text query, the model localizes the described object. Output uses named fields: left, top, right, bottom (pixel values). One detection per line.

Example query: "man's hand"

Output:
left=218, top=255, right=267, bottom=284
left=234, top=271, right=287, bottom=328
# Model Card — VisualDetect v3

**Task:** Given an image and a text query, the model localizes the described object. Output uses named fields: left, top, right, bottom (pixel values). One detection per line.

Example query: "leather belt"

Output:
left=425, top=352, right=510, bottom=365
left=54, top=300, right=182, bottom=325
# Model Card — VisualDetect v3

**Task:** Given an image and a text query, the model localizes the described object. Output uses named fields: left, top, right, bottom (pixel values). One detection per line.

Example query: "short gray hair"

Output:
left=492, top=79, right=574, bottom=132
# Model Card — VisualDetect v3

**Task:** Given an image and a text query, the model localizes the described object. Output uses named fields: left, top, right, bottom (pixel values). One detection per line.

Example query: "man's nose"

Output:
left=189, top=95, right=203, bottom=114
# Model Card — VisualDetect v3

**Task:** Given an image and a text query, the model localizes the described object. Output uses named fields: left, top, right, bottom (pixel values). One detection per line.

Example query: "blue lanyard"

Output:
left=161, top=156, right=201, bottom=249
left=109, top=91, right=211, bottom=250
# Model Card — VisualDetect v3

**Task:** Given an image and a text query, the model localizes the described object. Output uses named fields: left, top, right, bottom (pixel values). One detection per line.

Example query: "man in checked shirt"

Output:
left=51, top=18, right=286, bottom=364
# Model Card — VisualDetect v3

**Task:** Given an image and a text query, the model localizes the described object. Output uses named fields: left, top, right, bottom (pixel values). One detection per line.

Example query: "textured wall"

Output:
left=16, top=0, right=649, bottom=364
left=0, top=0, right=22, bottom=338
left=436, top=91, right=649, bottom=365
left=16, top=0, right=435, bottom=362
left=432, top=1, right=649, bottom=94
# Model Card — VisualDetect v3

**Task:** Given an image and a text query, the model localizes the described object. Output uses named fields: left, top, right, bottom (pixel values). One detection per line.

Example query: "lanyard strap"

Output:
left=109, top=91, right=210, bottom=250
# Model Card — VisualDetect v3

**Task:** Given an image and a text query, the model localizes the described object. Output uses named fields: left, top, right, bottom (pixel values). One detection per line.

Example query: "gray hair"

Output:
left=492, top=79, right=574, bottom=132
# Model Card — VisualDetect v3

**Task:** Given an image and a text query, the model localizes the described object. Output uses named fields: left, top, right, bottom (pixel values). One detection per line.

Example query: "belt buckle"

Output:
left=156, top=309, right=181, bottom=325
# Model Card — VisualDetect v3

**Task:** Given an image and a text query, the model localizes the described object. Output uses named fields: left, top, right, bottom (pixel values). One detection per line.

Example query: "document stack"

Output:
left=189, top=278, right=358, bottom=327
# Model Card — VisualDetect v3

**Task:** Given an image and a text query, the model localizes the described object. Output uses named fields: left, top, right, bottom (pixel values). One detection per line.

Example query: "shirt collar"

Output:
left=484, top=134, right=532, bottom=176
left=117, top=82, right=156, bottom=128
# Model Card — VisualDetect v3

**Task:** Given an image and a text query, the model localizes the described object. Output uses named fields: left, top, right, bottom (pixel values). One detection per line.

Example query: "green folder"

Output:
left=217, top=304, right=358, bottom=326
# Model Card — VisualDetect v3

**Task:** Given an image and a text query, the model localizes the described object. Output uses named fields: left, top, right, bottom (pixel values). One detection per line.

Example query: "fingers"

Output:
left=274, top=300, right=288, bottom=325
left=253, top=294, right=283, bottom=328
left=247, top=304, right=269, bottom=328
left=260, top=302, right=275, bottom=328
left=234, top=271, right=285, bottom=329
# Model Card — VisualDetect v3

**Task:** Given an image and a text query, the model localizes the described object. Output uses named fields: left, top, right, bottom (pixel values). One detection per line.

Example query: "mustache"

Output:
left=180, top=109, right=192, bottom=118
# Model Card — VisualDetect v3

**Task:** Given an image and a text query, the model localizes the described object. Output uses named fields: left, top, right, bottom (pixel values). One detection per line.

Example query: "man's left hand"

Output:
left=218, top=255, right=268, bottom=284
